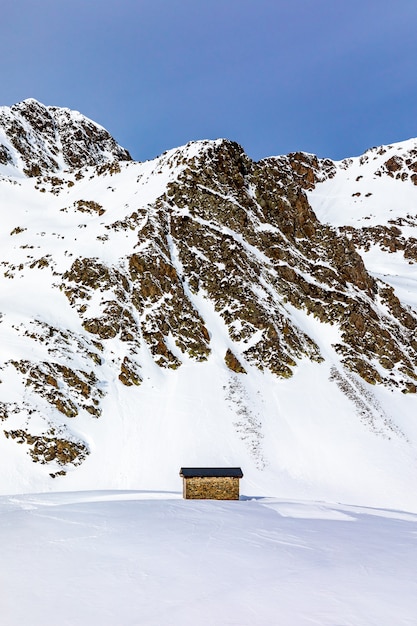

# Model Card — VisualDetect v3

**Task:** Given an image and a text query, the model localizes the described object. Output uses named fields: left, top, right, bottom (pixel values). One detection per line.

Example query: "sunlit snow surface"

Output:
left=1, top=490, right=417, bottom=626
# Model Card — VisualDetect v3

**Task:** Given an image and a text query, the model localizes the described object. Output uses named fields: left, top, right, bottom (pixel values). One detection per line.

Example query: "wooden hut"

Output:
left=179, top=467, right=243, bottom=500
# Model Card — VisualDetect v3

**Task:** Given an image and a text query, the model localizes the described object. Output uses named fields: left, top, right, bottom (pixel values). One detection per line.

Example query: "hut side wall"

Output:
left=183, top=476, right=240, bottom=500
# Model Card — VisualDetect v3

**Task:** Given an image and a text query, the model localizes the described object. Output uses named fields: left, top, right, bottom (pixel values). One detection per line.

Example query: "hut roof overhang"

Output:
left=179, top=467, right=243, bottom=479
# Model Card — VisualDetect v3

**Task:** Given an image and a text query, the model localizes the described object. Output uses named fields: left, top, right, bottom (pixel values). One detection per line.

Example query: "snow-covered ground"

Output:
left=2, top=490, right=416, bottom=626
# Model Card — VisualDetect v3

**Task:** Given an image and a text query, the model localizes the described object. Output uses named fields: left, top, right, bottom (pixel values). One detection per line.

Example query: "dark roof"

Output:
left=180, top=467, right=243, bottom=478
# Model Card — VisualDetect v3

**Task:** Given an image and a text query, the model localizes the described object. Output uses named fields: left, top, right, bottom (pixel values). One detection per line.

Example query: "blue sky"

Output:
left=2, top=0, right=417, bottom=162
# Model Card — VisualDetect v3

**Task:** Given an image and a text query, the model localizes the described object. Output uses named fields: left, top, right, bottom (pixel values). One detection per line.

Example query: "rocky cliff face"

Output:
left=0, top=101, right=416, bottom=498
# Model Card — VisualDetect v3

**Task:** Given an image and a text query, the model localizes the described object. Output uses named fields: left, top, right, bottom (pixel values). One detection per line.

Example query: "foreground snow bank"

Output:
left=2, top=491, right=416, bottom=625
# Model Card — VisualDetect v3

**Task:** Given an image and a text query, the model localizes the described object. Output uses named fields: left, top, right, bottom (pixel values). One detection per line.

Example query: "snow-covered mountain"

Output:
left=1, top=99, right=416, bottom=510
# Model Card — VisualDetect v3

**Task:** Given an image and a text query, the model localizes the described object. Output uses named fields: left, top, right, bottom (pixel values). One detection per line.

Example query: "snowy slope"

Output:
left=308, top=138, right=417, bottom=313
left=308, top=138, right=417, bottom=227
left=1, top=101, right=417, bottom=513
left=1, top=491, right=417, bottom=626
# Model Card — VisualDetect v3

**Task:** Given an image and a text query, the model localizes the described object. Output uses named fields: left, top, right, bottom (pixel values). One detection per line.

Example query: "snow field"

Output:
left=1, top=491, right=416, bottom=626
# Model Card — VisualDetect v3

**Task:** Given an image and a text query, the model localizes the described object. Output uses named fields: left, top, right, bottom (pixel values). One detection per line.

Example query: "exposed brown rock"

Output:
left=119, top=356, right=142, bottom=386
left=225, top=349, right=247, bottom=374
left=4, top=428, right=89, bottom=465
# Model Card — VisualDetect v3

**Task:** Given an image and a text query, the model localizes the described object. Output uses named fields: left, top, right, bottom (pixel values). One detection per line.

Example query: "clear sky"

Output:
left=1, top=0, right=417, bottom=162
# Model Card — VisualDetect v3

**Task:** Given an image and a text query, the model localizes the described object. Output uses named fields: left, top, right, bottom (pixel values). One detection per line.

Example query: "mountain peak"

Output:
left=0, top=99, right=132, bottom=177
